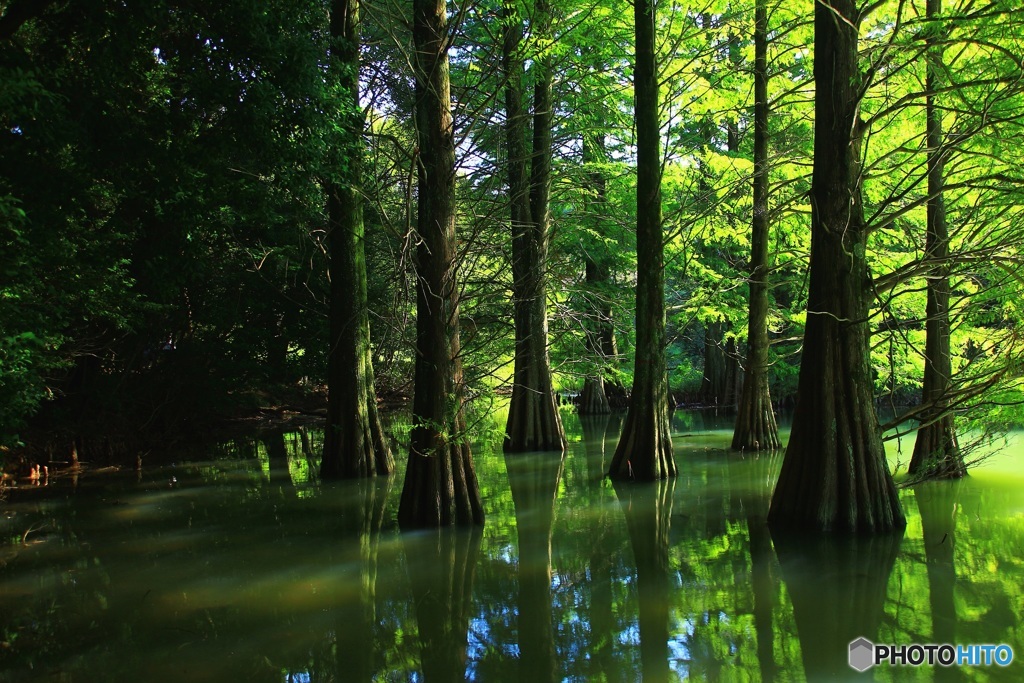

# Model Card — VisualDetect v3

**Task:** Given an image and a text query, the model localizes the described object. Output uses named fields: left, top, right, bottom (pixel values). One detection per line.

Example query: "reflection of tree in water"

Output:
left=331, top=476, right=392, bottom=681
left=728, top=451, right=781, bottom=683
left=773, top=529, right=903, bottom=680
left=578, top=414, right=626, bottom=681
left=404, top=527, right=482, bottom=680
left=915, top=481, right=963, bottom=683
left=507, top=451, right=564, bottom=682
left=614, top=478, right=675, bottom=683
left=262, top=430, right=291, bottom=486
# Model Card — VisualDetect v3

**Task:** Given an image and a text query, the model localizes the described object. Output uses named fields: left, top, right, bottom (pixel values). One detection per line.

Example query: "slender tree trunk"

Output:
left=910, top=0, right=964, bottom=479
left=322, top=0, right=393, bottom=479
left=608, top=0, right=675, bottom=480
left=732, top=0, right=780, bottom=452
left=503, top=0, right=567, bottom=452
left=579, top=134, right=613, bottom=415
left=767, top=0, right=905, bottom=533
left=398, top=0, right=484, bottom=527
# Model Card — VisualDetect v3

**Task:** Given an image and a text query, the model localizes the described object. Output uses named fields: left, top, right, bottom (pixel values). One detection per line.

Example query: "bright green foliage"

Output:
left=2, top=0, right=1024, bottom=458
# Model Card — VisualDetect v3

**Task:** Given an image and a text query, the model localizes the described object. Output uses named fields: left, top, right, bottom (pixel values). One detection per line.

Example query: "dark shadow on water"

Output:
left=728, top=450, right=783, bottom=683
left=772, top=528, right=904, bottom=680
left=578, top=413, right=626, bottom=681
left=330, top=476, right=393, bottom=681
left=404, top=527, right=483, bottom=681
left=915, top=480, right=965, bottom=683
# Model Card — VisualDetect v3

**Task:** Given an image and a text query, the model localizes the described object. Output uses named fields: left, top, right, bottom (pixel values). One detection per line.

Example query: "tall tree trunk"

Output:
left=322, top=0, right=394, bottom=479
left=767, top=0, right=905, bottom=533
left=504, top=0, right=566, bottom=453
left=579, top=134, right=614, bottom=415
left=398, top=0, right=484, bottom=527
left=608, top=0, right=676, bottom=480
left=910, top=0, right=964, bottom=479
left=732, top=0, right=780, bottom=451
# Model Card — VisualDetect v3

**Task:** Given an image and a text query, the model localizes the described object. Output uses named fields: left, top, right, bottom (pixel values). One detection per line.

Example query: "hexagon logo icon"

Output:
left=849, top=637, right=875, bottom=672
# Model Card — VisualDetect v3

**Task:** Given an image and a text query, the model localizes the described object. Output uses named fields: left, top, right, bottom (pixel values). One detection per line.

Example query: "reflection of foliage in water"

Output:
left=0, top=413, right=1022, bottom=680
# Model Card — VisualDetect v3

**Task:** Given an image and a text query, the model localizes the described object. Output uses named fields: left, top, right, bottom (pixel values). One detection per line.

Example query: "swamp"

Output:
left=2, top=411, right=1022, bottom=681
left=3, top=0, right=1024, bottom=680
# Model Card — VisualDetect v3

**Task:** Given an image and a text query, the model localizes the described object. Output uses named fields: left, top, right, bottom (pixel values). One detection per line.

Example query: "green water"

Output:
left=1, top=410, right=1022, bottom=682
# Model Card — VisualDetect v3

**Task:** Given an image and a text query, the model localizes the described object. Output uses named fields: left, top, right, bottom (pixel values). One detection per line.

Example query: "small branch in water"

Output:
left=21, top=522, right=48, bottom=545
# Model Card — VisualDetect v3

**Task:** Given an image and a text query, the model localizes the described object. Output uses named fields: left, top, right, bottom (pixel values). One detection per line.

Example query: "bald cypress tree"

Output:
left=502, top=0, right=567, bottom=453
left=731, top=0, right=780, bottom=452
left=608, top=0, right=675, bottom=480
left=397, top=0, right=484, bottom=528
left=321, top=0, right=393, bottom=479
left=767, top=0, right=905, bottom=533
left=909, top=0, right=964, bottom=480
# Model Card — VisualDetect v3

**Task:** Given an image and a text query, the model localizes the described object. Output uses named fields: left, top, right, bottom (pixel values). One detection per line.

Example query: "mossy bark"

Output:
left=321, top=0, right=393, bottom=479
left=767, top=0, right=905, bottom=533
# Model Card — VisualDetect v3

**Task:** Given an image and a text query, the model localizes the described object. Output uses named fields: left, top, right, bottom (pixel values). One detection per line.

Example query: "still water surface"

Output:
left=1, top=410, right=1022, bottom=682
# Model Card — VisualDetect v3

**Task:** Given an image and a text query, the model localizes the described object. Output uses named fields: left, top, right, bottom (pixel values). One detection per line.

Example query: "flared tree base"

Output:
left=909, top=418, right=965, bottom=480
left=731, top=377, right=780, bottom=451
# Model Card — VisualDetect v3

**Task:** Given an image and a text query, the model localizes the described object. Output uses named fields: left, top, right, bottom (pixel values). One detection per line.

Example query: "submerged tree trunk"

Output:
left=732, top=0, right=780, bottom=452
left=608, top=0, right=676, bottom=480
left=915, top=483, right=962, bottom=683
left=910, top=0, right=964, bottom=479
left=773, top=531, right=904, bottom=679
left=334, top=477, right=391, bottom=681
left=503, top=0, right=566, bottom=453
left=398, top=0, right=484, bottom=527
left=321, top=0, right=393, bottom=479
left=767, top=0, right=905, bottom=533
